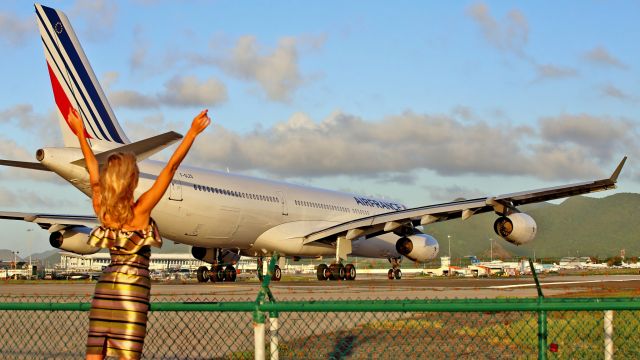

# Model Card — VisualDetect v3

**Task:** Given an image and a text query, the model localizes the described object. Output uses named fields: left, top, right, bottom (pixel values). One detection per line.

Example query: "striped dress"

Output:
left=86, top=220, right=162, bottom=359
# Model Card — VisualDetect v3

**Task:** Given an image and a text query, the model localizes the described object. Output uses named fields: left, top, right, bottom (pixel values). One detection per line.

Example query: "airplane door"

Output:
left=277, top=191, right=288, bottom=216
left=169, top=179, right=182, bottom=201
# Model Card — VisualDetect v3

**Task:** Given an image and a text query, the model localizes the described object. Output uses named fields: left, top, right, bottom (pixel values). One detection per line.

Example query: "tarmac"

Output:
left=2, top=274, right=639, bottom=301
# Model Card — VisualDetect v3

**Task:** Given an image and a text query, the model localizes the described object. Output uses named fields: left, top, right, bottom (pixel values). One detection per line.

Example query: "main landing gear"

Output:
left=387, top=257, right=402, bottom=280
left=196, top=248, right=237, bottom=283
left=316, top=263, right=357, bottom=281
left=196, top=264, right=237, bottom=283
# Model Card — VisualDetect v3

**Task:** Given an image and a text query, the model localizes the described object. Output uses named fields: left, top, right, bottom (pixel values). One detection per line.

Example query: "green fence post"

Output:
left=530, top=259, right=547, bottom=360
left=255, top=253, right=278, bottom=359
left=538, top=309, right=547, bottom=360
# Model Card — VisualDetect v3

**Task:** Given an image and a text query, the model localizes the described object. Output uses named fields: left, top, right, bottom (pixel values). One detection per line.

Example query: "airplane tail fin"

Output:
left=35, top=4, right=130, bottom=149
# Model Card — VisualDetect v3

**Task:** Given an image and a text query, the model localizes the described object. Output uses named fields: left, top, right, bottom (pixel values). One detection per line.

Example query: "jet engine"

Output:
left=395, top=234, right=439, bottom=262
left=49, top=226, right=100, bottom=255
left=191, top=247, right=241, bottom=265
left=493, top=213, right=537, bottom=245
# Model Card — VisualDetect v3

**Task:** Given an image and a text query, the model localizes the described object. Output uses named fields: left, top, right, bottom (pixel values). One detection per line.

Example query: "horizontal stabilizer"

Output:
left=72, top=131, right=183, bottom=166
left=0, top=160, right=50, bottom=171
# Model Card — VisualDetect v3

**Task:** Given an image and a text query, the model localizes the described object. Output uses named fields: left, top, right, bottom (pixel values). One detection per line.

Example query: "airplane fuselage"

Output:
left=40, top=146, right=438, bottom=261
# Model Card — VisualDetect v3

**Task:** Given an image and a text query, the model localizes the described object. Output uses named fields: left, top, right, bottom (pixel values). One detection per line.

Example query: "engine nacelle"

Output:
left=493, top=213, right=537, bottom=245
left=49, top=227, right=100, bottom=255
left=395, top=234, right=439, bottom=262
left=191, top=247, right=241, bottom=265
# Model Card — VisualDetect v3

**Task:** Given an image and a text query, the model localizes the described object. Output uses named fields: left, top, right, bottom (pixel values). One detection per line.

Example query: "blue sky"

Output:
left=0, top=1, right=638, bottom=256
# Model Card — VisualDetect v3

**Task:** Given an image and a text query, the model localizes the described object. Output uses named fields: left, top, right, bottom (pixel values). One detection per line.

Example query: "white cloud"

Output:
left=0, top=105, right=60, bottom=145
left=538, top=114, right=636, bottom=162
left=0, top=11, right=34, bottom=46
left=71, top=0, right=118, bottom=41
left=109, top=76, right=228, bottom=109
left=216, top=36, right=302, bottom=101
left=186, top=110, right=632, bottom=182
left=534, top=64, right=578, bottom=81
left=212, top=35, right=307, bottom=102
left=0, top=187, right=78, bottom=208
left=423, top=185, right=485, bottom=203
left=584, top=46, right=628, bottom=70
left=159, top=76, right=228, bottom=107
left=110, top=90, right=158, bottom=109
left=601, top=84, right=637, bottom=103
left=466, top=2, right=529, bottom=56
left=129, top=26, right=148, bottom=72
left=0, top=104, right=40, bottom=129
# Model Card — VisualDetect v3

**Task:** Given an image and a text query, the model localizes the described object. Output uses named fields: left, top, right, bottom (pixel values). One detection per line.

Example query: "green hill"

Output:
left=425, top=193, right=640, bottom=259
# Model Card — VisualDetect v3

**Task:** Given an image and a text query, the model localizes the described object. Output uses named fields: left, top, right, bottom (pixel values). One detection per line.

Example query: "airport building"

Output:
left=58, top=252, right=259, bottom=272
left=60, top=252, right=210, bottom=272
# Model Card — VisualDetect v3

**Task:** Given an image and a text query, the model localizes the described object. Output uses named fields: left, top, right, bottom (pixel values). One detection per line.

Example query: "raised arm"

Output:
left=68, top=107, right=101, bottom=214
left=134, top=109, right=211, bottom=217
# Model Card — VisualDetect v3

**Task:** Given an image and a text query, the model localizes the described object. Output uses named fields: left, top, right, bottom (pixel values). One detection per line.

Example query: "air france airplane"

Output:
left=0, top=4, right=627, bottom=283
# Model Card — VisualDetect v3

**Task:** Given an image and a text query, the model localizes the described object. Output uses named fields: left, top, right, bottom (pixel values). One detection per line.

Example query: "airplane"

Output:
left=0, top=4, right=627, bottom=283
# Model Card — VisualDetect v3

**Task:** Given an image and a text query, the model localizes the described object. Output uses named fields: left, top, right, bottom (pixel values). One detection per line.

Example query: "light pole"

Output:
left=447, top=235, right=451, bottom=258
left=490, top=238, right=493, bottom=262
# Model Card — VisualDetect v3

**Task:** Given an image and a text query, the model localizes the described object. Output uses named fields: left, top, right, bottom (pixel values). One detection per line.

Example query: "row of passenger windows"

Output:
left=293, top=200, right=370, bottom=216
left=193, top=184, right=279, bottom=203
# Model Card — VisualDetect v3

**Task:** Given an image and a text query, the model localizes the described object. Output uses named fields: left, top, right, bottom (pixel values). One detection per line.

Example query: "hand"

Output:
left=190, top=109, right=211, bottom=135
left=67, top=107, right=84, bottom=136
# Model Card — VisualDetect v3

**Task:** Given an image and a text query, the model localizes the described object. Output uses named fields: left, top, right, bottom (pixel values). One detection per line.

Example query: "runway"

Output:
left=2, top=274, right=639, bottom=301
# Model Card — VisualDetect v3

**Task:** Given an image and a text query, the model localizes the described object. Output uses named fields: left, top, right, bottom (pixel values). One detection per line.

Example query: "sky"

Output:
left=0, top=1, right=638, bottom=256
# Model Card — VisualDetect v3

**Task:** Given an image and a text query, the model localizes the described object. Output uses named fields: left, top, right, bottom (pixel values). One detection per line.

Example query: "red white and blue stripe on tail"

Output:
left=35, top=4, right=129, bottom=147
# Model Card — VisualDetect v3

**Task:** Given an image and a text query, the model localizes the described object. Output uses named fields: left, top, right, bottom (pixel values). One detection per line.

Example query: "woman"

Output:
left=68, top=107, right=210, bottom=360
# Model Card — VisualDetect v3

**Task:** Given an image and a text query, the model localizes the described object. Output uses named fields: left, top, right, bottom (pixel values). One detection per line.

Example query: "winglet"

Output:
left=610, top=156, right=627, bottom=183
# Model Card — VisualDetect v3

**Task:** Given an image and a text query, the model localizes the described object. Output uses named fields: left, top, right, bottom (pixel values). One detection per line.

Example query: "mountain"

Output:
left=0, top=249, right=22, bottom=262
left=30, top=249, right=59, bottom=260
left=425, top=193, right=640, bottom=259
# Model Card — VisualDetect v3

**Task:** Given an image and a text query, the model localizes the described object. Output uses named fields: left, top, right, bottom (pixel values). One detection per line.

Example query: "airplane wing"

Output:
left=303, top=156, right=627, bottom=244
left=0, top=211, right=98, bottom=231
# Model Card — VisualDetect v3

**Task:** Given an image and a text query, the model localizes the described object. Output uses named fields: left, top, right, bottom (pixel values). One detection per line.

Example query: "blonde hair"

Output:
left=98, top=152, right=139, bottom=228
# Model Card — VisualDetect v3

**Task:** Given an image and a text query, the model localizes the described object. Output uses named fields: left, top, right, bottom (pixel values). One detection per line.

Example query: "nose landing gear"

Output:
left=387, top=257, right=402, bottom=280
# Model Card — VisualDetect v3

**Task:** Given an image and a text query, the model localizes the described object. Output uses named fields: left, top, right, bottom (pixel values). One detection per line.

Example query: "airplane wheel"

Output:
left=225, top=265, right=237, bottom=282
left=213, top=265, right=224, bottom=282
left=271, top=265, right=282, bottom=281
left=209, top=268, right=218, bottom=283
left=387, top=269, right=394, bottom=280
left=394, top=268, right=402, bottom=280
left=329, top=264, right=345, bottom=280
left=317, top=264, right=329, bottom=281
left=345, top=264, right=356, bottom=281
left=196, top=266, right=209, bottom=283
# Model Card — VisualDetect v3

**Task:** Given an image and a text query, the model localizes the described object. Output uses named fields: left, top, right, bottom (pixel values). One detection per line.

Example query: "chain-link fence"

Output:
left=2, top=295, right=640, bottom=359
left=1, top=256, right=640, bottom=359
